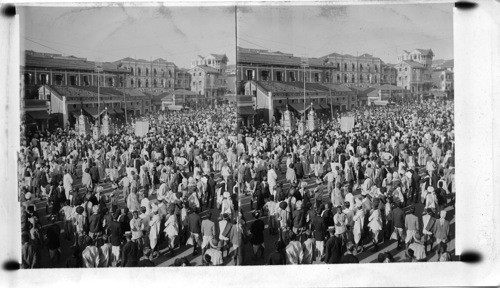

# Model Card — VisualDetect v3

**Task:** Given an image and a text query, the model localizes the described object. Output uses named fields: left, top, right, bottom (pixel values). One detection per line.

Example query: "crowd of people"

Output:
left=18, top=98, right=456, bottom=268
left=19, top=103, right=244, bottom=268
left=236, top=99, right=455, bottom=264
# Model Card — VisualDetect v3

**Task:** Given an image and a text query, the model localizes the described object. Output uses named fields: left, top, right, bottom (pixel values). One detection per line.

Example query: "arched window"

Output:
left=153, top=79, right=157, bottom=88
left=137, top=67, right=141, bottom=75
left=344, top=74, right=347, bottom=83
left=145, top=79, right=149, bottom=88
left=154, top=69, right=157, bottom=76
left=351, top=75, right=355, bottom=83
left=138, top=79, right=142, bottom=87
left=352, top=63, right=355, bottom=71
left=130, top=79, right=134, bottom=86
left=146, top=68, right=149, bottom=76
left=130, top=67, right=134, bottom=75
left=344, top=63, right=347, bottom=71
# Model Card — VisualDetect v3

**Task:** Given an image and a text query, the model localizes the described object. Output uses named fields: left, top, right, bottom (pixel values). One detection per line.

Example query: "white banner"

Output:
left=340, top=116, right=355, bottom=132
left=134, top=121, right=149, bottom=137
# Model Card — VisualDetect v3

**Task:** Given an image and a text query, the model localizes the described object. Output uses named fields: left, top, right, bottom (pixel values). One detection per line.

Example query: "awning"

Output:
left=103, top=108, right=116, bottom=115
left=288, top=102, right=307, bottom=114
left=237, top=106, right=255, bottom=116
left=275, top=105, right=289, bottom=112
left=311, top=102, right=323, bottom=110
left=114, top=107, right=124, bottom=114
left=83, top=107, right=106, bottom=118
left=320, top=103, right=331, bottom=110
left=26, top=110, right=50, bottom=120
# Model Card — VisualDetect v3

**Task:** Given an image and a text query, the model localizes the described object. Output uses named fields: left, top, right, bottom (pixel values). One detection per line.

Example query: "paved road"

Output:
left=239, top=164, right=455, bottom=265
left=29, top=162, right=236, bottom=267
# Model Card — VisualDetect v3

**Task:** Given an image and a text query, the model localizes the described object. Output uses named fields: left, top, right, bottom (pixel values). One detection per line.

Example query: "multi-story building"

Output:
left=23, top=50, right=129, bottom=89
left=237, top=47, right=337, bottom=84
left=433, top=59, right=454, bottom=72
left=21, top=50, right=156, bottom=129
left=431, top=69, right=454, bottom=98
left=189, top=65, right=227, bottom=99
left=115, top=57, right=176, bottom=93
left=318, top=52, right=383, bottom=89
left=244, top=80, right=355, bottom=124
left=174, top=67, right=191, bottom=90
left=395, top=49, right=434, bottom=94
left=381, top=63, right=398, bottom=85
left=191, top=54, right=229, bottom=74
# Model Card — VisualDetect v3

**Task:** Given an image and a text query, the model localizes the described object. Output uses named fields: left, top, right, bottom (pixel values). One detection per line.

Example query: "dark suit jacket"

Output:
left=311, top=215, right=327, bottom=241
left=109, top=221, right=123, bottom=246
left=325, top=235, right=343, bottom=264
left=391, top=207, right=405, bottom=229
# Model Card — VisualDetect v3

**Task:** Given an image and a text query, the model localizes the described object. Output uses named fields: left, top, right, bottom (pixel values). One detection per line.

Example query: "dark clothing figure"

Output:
left=121, top=240, right=140, bottom=267
left=324, top=235, right=343, bottom=264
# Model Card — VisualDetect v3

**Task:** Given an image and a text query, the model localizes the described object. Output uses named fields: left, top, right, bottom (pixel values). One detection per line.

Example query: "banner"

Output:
left=340, top=116, right=355, bottom=132
left=135, top=121, right=150, bottom=137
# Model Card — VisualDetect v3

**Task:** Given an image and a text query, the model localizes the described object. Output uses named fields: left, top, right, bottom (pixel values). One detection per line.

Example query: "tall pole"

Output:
left=97, top=70, right=100, bottom=130
left=122, top=73, right=128, bottom=125
left=330, top=86, right=333, bottom=120
left=303, top=65, right=306, bottom=119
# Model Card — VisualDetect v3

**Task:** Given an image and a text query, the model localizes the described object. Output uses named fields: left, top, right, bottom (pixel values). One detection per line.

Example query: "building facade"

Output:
left=396, top=49, right=434, bottom=94
left=116, top=57, right=176, bottom=93
left=237, top=47, right=338, bottom=85
left=431, top=69, right=454, bottom=98
left=381, top=63, right=398, bottom=85
left=189, top=65, right=227, bottom=99
left=191, top=54, right=229, bottom=74
left=23, top=50, right=129, bottom=91
left=174, top=67, right=191, bottom=90
left=244, top=80, right=355, bottom=125
left=319, top=52, right=383, bottom=89
left=20, top=50, right=159, bottom=130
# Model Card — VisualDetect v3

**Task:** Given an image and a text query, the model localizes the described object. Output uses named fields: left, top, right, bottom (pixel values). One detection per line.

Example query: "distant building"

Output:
left=431, top=69, right=454, bottom=98
left=189, top=65, right=227, bottom=100
left=115, top=57, right=176, bottom=93
left=381, top=63, right=398, bottom=85
left=433, top=59, right=454, bottom=72
left=237, top=47, right=338, bottom=84
left=20, top=50, right=157, bottom=129
left=174, top=67, right=191, bottom=90
left=191, top=54, right=229, bottom=75
left=238, top=47, right=384, bottom=90
left=244, top=80, right=355, bottom=124
left=395, top=49, right=434, bottom=94
left=318, top=52, right=383, bottom=89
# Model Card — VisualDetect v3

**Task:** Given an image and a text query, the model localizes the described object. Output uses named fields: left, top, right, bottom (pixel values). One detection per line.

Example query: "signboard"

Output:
left=340, top=116, right=355, bottom=132
left=134, top=121, right=150, bottom=137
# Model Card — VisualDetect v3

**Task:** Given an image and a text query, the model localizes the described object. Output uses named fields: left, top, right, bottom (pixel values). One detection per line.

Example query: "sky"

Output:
left=20, top=5, right=236, bottom=68
left=237, top=3, right=453, bottom=63
left=20, top=3, right=453, bottom=68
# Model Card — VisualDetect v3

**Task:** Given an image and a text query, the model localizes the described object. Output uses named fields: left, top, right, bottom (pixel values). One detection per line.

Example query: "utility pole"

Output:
left=95, top=61, right=103, bottom=129
left=122, top=72, right=128, bottom=125
left=329, top=85, right=334, bottom=120
left=301, top=56, right=309, bottom=121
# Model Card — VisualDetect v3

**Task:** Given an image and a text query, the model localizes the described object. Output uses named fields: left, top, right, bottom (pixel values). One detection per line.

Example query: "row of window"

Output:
left=71, top=100, right=149, bottom=109
left=129, top=78, right=172, bottom=88
left=275, top=96, right=352, bottom=104
left=125, top=67, right=173, bottom=78
left=246, top=69, right=379, bottom=84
